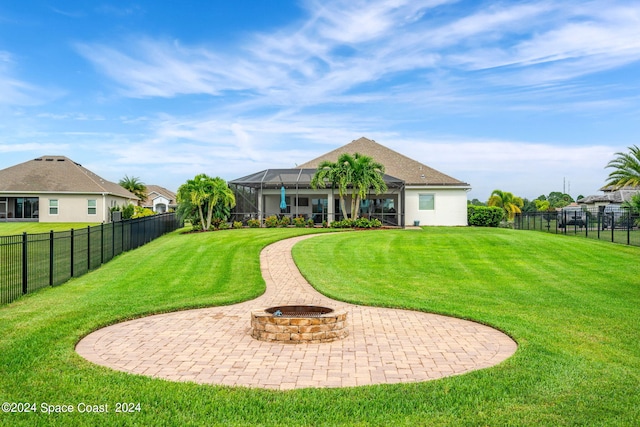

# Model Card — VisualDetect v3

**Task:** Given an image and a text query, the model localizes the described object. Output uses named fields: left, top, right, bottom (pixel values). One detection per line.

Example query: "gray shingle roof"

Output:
left=580, top=186, right=640, bottom=204
left=296, top=137, right=470, bottom=186
left=229, top=168, right=404, bottom=189
left=0, top=155, right=138, bottom=199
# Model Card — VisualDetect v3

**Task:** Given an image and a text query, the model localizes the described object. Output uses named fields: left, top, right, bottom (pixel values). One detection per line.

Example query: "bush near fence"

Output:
left=515, top=207, right=640, bottom=247
left=468, top=205, right=504, bottom=227
left=0, top=213, right=181, bottom=304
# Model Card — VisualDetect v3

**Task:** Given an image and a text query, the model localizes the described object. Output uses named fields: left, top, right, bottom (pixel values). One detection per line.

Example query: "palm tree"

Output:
left=311, top=156, right=351, bottom=220
left=177, top=174, right=236, bottom=231
left=311, top=153, right=387, bottom=220
left=208, top=177, right=236, bottom=229
left=119, top=175, right=147, bottom=201
left=348, top=153, right=387, bottom=219
left=605, top=145, right=640, bottom=189
left=488, top=189, right=524, bottom=222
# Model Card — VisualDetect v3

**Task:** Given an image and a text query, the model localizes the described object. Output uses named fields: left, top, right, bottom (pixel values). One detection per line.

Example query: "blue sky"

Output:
left=1, top=0, right=639, bottom=201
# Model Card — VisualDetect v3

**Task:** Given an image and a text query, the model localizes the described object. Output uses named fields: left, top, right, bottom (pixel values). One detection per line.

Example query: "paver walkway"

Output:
left=76, top=234, right=517, bottom=390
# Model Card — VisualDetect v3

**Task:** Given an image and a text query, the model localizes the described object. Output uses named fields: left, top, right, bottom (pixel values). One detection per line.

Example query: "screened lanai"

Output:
left=229, top=168, right=405, bottom=226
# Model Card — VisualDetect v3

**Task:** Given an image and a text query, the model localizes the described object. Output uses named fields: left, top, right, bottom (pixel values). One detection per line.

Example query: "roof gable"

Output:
left=0, top=155, right=138, bottom=199
left=296, top=137, right=469, bottom=186
left=141, top=185, right=176, bottom=205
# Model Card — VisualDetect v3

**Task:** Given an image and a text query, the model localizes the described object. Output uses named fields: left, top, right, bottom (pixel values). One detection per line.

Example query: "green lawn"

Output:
left=0, top=222, right=100, bottom=236
left=0, top=227, right=638, bottom=426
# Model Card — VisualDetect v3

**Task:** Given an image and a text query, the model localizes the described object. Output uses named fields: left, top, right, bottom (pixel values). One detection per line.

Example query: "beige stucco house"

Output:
left=0, top=155, right=138, bottom=223
left=140, top=185, right=177, bottom=213
left=230, top=137, right=471, bottom=226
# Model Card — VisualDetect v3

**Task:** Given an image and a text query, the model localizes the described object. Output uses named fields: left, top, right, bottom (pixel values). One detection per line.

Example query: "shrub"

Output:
left=233, top=221, right=243, bottom=229
left=354, top=217, right=382, bottom=228
left=307, top=219, right=315, bottom=228
left=330, top=218, right=382, bottom=229
left=122, top=203, right=135, bottom=219
left=292, top=216, right=306, bottom=227
left=265, top=215, right=279, bottom=228
left=468, top=205, right=504, bottom=227
left=211, top=218, right=224, bottom=230
left=331, top=219, right=355, bottom=228
left=279, top=216, right=291, bottom=227
left=247, top=219, right=261, bottom=228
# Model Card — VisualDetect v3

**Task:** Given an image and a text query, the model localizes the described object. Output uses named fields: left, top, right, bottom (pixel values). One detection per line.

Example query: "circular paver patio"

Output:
left=76, top=234, right=517, bottom=390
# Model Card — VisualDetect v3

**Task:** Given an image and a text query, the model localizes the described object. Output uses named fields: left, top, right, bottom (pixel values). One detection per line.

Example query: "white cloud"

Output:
left=21, top=0, right=638, bottom=199
left=0, top=51, right=58, bottom=106
left=382, top=136, right=616, bottom=200
left=74, top=0, right=640, bottom=118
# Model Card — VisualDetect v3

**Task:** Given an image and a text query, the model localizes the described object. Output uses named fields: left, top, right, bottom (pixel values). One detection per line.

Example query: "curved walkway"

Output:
left=76, top=234, right=517, bottom=390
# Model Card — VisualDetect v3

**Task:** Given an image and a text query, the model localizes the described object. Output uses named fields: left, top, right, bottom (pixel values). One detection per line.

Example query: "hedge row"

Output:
left=467, top=205, right=504, bottom=227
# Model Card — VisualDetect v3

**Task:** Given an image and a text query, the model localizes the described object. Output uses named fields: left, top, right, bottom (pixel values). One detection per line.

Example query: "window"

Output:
left=312, top=198, right=328, bottom=223
left=49, top=199, right=58, bottom=215
left=419, top=194, right=435, bottom=210
left=88, top=199, right=97, bottom=215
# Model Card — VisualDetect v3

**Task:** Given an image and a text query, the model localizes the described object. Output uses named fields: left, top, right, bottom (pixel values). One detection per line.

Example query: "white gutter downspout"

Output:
left=102, top=193, right=108, bottom=223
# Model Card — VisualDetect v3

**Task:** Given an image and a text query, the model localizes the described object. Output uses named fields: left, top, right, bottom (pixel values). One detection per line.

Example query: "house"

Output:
left=229, top=137, right=471, bottom=226
left=578, top=185, right=640, bottom=209
left=0, top=155, right=138, bottom=223
left=140, top=185, right=177, bottom=213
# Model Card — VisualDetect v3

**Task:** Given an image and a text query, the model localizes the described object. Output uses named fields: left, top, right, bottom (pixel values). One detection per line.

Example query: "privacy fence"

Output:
left=514, top=206, right=640, bottom=247
left=0, top=213, right=181, bottom=304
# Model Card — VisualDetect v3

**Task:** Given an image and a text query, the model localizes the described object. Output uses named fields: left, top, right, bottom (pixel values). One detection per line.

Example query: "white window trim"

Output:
left=88, top=199, right=97, bottom=215
left=49, top=199, right=59, bottom=215
left=418, top=193, right=435, bottom=211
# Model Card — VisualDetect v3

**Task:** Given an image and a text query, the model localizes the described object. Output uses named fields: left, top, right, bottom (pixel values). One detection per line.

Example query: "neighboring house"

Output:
left=140, top=185, right=177, bottom=213
left=578, top=185, right=640, bottom=209
left=0, top=155, right=138, bottom=223
left=230, top=137, right=471, bottom=226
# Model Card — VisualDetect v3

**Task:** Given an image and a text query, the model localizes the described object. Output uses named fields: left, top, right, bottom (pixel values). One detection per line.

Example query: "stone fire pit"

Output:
left=251, top=305, right=348, bottom=343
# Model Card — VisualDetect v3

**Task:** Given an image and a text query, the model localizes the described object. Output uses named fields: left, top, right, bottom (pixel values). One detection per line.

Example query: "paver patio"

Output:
left=76, top=234, right=517, bottom=390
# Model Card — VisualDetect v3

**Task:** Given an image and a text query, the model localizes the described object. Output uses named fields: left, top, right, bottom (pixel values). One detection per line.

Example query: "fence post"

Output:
left=585, top=214, right=588, bottom=238
left=611, top=218, right=614, bottom=243
left=49, top=230, right=54, bottom=287
left=22, top=232, right=28, bottom=295
left=87, top=225, right=91, bottom=271
left=70, top=228, right=75, bottom=277
left=627, top=209, right=631, bottom=245
left=100, top=223, right=104, bottom=265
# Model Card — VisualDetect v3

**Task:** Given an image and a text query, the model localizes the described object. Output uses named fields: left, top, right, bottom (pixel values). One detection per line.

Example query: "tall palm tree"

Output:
left=177, top=174, right=208, bottom=230
left=605, top=145, right=640, bottom=189
left=348, top=153, right=387, bottom=219
left=208, top=177, right=236, bottom=229
left=488, top=189, right=523, bottom=222
left=311, top=153, right=387, bottom=220
left=119, top=175, right=147, bottom=201
left=311, top=157, right=351, bottom=220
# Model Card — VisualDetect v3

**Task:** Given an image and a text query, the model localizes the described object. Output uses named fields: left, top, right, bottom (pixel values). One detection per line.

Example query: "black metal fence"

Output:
left=0, top=213, right=181, bottom=304
left=514, top=206, right=640, bottom=247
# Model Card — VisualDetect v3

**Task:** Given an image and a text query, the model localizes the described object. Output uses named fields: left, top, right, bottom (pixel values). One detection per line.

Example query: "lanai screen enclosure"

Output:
left=229, top=168, right=405, bottom=226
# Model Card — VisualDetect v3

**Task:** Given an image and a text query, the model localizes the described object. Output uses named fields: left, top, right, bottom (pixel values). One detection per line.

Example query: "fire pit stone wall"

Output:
left=251, top=307, right=348, bottom=343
